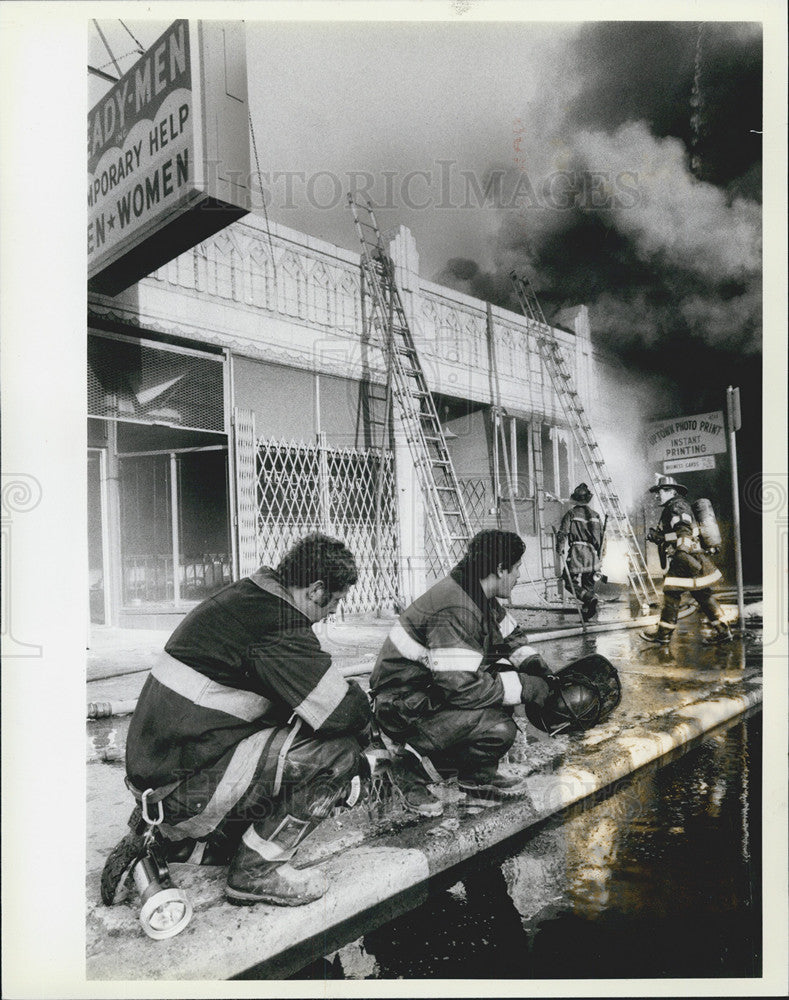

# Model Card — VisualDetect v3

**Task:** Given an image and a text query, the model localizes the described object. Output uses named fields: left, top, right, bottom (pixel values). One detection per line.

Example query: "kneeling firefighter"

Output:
left=640, top=477, right=733, bottom=646
left=101, top=535, right=372, bottom=938
left=370, top=530, right=623, bottom=818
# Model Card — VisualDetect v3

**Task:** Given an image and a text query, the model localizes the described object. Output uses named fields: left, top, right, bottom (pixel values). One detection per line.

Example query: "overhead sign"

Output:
left=645, top=410, right=726, bottom=464
left=88, top=20, right=250, bottom=295
left=664, top=456, right=716, bottom=474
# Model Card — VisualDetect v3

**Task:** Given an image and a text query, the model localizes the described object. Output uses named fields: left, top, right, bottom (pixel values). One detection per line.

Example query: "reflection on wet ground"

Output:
left=295, top=711, right=761, bottom=980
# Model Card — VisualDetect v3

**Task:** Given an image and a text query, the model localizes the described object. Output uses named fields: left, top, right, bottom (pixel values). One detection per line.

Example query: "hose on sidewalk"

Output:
left=87, top=606, right=698, bottom=718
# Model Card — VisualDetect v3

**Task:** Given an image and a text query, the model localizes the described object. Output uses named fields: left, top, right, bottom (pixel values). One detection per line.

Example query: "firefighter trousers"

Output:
left=375, top=700, right=517, bottom=784
left=661, top=587, right=725, bottom=628
left=154, top=729, right=361, bottom=860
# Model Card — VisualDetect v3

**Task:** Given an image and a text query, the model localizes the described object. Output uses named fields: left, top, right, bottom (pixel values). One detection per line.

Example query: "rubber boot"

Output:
left=225, top=825, right=327, bottom=906
left=704, top=621, right=734, bottom=646
left=458, top=766, right=527, bottom=806
left=639, top=624, right=673, bottom=645
left=391, top=748, right=444, bottom=818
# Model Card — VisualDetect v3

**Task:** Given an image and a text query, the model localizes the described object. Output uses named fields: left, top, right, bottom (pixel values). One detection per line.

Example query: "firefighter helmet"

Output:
left=525, top=654, right=621, bottom=736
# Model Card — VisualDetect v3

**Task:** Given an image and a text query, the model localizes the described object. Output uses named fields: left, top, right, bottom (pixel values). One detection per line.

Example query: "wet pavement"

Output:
left=294, top=710, right=761, bottom=979
left=85, top=591, right=763, bottom=980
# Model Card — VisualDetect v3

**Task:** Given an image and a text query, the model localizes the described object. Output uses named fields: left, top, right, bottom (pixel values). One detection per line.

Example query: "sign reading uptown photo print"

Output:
left=88, top=20, right=250, bottom=295
left=645, top=410, right=727, bottom=466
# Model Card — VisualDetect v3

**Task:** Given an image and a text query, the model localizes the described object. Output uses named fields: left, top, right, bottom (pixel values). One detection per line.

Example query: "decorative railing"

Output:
left=138, top=216, right=591, bottom=421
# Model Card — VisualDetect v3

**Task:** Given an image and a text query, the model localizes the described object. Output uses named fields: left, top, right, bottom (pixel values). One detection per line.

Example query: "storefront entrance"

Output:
left=87, top=328, right=230, bottom=626
left=117, top=434, right=231, bottom=609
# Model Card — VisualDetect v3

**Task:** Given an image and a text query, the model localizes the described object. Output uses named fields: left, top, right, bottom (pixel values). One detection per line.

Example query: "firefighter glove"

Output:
left=518, top=674, right=551, bottom=707
left=518, top=652, right=553, bottom=681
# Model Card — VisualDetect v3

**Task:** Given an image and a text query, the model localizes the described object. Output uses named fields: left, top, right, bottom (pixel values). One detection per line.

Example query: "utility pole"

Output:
left=726, top=386, right=745, bottom=633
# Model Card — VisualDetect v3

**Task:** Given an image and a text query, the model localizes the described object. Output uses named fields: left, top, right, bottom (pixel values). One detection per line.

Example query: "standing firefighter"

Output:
left=370, top=530, right=555, bottom=817
left=640, top=476, right=733, bottom=646
left=556, top=483, right=605, bottom=621
left=102, top=534, right=371, bottom=911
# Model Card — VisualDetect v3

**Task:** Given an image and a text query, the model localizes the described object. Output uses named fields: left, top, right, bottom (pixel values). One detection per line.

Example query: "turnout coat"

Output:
left=556, top=503, right=604, bottom=575
left=126, top=567, right=370, bottom=793
left=369, top=567, right=550, bottom=729
left=654, top=496, right=722, bottom=592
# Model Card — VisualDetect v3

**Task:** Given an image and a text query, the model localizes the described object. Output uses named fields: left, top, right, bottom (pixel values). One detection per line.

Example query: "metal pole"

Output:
left=170, top=453, right=181, bottom=605
left=485, top=304, right=502, bottom=525
left=317, top=431, right=332, bottom=534
left=726, top=386, right=745, bottom=632
left=492, top=409, right=501, bottom=522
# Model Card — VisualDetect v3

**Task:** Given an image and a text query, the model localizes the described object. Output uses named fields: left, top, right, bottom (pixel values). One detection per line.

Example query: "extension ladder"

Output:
left=348, top=195, right=472, bottom=572
left=509, top=271, right=659, bottom=611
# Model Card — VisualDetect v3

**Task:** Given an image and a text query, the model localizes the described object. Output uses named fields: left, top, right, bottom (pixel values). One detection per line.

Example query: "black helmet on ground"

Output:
left=525, top=654, right=621, bottom=736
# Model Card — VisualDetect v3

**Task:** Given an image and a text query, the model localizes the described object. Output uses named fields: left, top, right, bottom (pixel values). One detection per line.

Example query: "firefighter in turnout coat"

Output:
left=640, top=477, right=733, bottom=647
left=370, top=530, right=554, bottom=817
left=556, top=483, right=605, bottom=621
left=109, top=534, right=371, bottom=908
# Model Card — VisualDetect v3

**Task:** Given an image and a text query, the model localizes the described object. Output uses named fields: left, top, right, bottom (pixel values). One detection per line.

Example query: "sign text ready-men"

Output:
left=88, top=21, right=250, bottom=294
left=645, top=411, right=726, bottom=467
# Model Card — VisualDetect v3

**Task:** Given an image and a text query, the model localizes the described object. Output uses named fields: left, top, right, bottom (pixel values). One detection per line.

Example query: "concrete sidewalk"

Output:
left=86, top=599, right=762, bottom=981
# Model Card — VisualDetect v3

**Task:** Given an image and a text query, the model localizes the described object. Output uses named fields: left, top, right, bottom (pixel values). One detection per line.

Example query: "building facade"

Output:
left=87, top=212, right=632, bottom=629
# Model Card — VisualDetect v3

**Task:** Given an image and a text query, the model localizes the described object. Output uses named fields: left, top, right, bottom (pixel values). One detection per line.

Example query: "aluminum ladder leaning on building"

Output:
left=509, top=271, right=659, bottom=613
left=348, top=194, right=472, bottom=574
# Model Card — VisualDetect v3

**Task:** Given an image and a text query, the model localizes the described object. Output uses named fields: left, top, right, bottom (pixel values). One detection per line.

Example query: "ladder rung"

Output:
left=353, top=197, right=473, bottom=561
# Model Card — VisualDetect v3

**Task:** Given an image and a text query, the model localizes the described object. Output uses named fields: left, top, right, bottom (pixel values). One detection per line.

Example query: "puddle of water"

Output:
left=294, top=711, right=762, bottom=980
left=87, top=716, right=129, bottom=763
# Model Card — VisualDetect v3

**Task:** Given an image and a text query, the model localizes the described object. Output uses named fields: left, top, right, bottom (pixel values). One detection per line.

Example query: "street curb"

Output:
left=85, top=673, right=762, bottom=980
left=412, top=678, right=764, bottom=881
left=87, top=846, right=431, bottom=981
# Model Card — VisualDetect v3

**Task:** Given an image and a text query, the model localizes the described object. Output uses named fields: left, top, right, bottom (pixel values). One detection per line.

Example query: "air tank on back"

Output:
left=692, top=498, right=722, bottom=549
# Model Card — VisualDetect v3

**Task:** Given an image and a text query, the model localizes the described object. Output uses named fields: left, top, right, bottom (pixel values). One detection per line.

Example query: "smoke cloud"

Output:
left=435, top=23, right=763, bottom=362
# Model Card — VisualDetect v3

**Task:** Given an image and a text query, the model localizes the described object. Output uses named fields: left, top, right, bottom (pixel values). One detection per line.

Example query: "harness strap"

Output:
left=125, top=775, right=184, bottom=804
left=273, top=716, right=303, bottom=796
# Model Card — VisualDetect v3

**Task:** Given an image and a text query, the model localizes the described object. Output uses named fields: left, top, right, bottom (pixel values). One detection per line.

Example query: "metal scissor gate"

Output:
left=509, top=271, right=659, bottom=612
left=348, top=195, right=472, bottom=573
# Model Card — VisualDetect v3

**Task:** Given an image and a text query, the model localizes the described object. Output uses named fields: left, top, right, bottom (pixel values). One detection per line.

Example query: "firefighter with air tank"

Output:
left=640, top=476, right=733, bottom=646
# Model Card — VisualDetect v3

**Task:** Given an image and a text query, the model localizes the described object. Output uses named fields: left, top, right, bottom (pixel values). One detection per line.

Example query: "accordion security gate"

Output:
left=255, top=437, right=399, bottom=616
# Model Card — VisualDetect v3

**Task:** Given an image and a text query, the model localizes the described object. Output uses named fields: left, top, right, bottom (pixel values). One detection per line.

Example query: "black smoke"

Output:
left=434, top=24, right=763, bottom=581
left=435, top=23, right=762, bottom=372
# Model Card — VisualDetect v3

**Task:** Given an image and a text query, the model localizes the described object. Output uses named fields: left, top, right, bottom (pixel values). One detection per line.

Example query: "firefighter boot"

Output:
left=458, top=767, right=527, bottom=806
left=391, top=747, right=444, bottom=818
left=225, top=823, right=327, bottom=906
left=639, top=624, right=673, bottom=645
left=704, top=621, right=734, bottom=646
